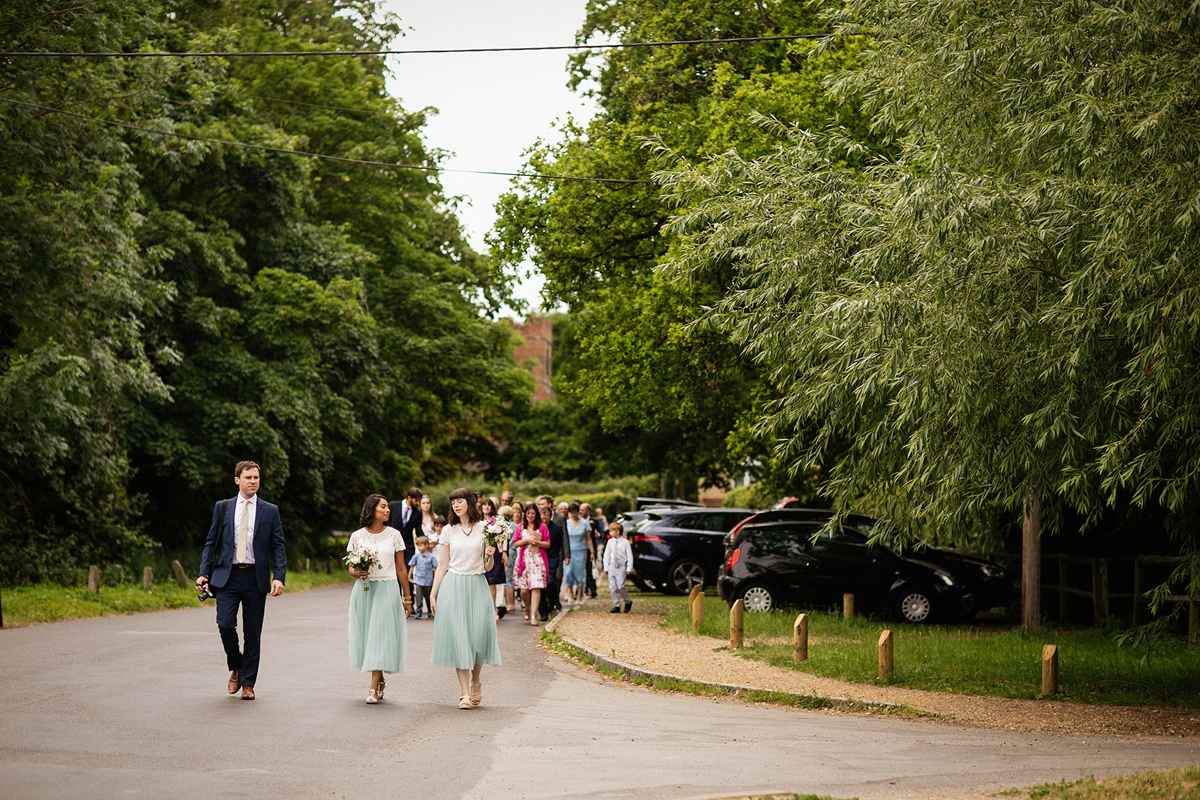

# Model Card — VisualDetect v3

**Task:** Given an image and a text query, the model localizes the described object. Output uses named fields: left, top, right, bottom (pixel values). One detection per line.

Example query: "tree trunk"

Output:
left=1022, top=491, right=1042, bottom=631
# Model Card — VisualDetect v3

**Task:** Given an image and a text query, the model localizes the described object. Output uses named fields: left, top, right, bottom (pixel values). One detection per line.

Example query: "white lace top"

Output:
left=346, top=526, right=405, bottom=581
left=438, top=520, right=488, bottom=575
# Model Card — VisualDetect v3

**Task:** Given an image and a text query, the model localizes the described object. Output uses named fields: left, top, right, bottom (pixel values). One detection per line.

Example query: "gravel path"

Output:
left=555, top=602, right=1200, bottom=739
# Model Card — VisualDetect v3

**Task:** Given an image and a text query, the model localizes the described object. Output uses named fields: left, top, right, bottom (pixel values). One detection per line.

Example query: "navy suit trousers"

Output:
left=215, top=567, right=267, bottom=687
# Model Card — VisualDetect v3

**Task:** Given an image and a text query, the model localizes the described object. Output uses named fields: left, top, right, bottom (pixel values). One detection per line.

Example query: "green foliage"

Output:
left=661, top=1, right=1200, bottom=555
left=722, top=482, right=777, bottom=510
left=0, top=0, right=529, bottom=583
left=490, top=0, right=878, bottom=485
left=1011, top=767, right=1200, bottom=800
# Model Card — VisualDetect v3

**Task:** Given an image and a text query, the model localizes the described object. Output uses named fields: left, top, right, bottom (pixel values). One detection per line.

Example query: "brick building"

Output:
left=511, top=315, right=554, bottom=402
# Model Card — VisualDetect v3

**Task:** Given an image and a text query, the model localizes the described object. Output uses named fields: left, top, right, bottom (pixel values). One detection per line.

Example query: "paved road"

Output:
left=0, top=586, right=1195, bottom=800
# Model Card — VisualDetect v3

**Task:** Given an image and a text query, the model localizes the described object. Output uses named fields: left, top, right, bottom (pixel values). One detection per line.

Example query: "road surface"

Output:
left=0, top=586, right=1195, bottom=799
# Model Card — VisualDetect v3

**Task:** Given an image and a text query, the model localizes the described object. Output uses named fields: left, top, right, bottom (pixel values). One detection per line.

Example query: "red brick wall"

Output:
left=511, top=316, right=554, bottom=401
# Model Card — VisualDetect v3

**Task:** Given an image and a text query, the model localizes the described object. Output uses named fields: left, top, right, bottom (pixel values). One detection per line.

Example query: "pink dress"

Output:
left=514, top=523, right=549, bottom=590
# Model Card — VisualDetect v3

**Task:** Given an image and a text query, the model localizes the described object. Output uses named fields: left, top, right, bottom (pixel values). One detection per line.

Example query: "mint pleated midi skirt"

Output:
left=430, top=572, right=501, bottom=669
left=349, top=579, right=407, bottom=673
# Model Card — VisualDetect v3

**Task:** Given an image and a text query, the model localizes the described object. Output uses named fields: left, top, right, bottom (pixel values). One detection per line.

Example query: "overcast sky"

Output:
left=379, top=1, right=603, bottom=312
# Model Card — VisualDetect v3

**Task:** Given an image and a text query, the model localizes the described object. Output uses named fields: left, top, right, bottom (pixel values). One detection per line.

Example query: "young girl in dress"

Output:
left=513, top=502, right=549, bottom=626
left=347, top=494, right=413, bottom=704
left=430, top=487, right=502, bottom=709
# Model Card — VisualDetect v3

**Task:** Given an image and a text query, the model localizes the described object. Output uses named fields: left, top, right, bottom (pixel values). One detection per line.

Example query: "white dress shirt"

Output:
left=234, top=494, right=258, bottom=564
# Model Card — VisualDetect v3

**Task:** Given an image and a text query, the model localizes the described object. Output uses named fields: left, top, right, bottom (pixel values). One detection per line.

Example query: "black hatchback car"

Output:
left=717, top=517, right=966, bottom=623
left=629, top=508, right=756, bottom=595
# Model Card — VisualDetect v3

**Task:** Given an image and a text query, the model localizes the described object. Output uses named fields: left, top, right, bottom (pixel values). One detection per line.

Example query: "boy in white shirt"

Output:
left=602, top=522, right=634, bottom=613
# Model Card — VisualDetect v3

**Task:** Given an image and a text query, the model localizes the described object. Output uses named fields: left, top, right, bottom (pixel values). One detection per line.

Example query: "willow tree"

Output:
left=661, top=1, right=1200, bottom=628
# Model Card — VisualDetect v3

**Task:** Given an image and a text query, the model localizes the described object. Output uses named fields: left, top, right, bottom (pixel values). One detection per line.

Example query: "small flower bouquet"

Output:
left=344, top=547, right=382, bottom=591
left=482, top=515, right=513, bottom=551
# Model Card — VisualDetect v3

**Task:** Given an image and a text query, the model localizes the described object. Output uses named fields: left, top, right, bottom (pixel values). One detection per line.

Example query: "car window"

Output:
left=673, top=513, right=708, bottom=530
left=811, top=526, right=875, bottom=561
left=750, top=523, right=818, bottom=559
left=709, top=513, right=745, bottom=533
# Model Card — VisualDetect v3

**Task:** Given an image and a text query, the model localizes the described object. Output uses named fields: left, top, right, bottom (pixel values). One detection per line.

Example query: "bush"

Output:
left=723, top=483, right=776, bottom=510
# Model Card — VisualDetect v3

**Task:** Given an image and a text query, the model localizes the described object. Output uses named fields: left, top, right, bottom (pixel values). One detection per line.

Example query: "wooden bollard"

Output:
left=878, top=629, right=894, bottom=680
left=305, top=558, right=311, bottom=572
left=689, top=584, right=705, bottom=631
left=1041, top=644, right=1059, bottom=695
left=730, top=599, right=744, bottom=649
left=87, top=565, right=100, bottom=594
left=170, top=559, right=188, bottom=588
left=143, top=566, right=153, bottom=591
left=328, top=557, right=335, bottom=574
left=843, top=593, right=855, bottom=619
left=793, top=613, right=808, bottom=662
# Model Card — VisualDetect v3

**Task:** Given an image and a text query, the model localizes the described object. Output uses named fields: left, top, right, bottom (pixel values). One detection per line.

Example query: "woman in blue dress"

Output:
left=430, top=487, right=501, bottom=709
left=562, top=501, right=593, bottom=606
left=347, top=494, right=412, bottom=704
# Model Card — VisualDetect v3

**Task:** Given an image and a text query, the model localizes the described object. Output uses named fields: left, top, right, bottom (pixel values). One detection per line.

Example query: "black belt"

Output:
left=234, top=564, right=254, bottom=569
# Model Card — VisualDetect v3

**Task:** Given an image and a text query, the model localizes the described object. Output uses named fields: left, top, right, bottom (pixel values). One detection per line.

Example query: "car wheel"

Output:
left=740, top=584, right=776, bottom=612
left=895, top=589, right=936, bottom=623
left=631, top=575, right=655, bottom=592
left=664, top=559, right=706, bottom=595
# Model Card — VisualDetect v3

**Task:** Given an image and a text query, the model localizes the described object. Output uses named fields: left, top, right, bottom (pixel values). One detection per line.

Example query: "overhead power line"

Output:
left=1, top=33, right=827, bottom=59
left=0, top=96, right=653, bottom=185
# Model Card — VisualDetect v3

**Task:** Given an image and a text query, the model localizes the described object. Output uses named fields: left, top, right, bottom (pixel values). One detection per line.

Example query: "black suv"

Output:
left=718, top=516, right=966, bottom=623
left=629, top=508, right=756, bottom=595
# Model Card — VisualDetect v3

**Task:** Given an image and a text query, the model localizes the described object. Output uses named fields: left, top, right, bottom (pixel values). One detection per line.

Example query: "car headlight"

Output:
left=936, top=571, right=956, bottom=586
left=980, top=564, right=1005, bottom=578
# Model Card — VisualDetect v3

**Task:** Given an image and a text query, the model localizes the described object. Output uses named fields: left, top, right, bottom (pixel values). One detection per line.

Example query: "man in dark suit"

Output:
left=197, top=460, right=286, bottom=700
left=389, top=486, right=423, bottom=554
left=537, top=501, right=566, bottom=622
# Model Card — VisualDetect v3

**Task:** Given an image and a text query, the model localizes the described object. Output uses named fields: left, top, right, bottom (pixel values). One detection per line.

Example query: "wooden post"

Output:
left=878, top=629, right=893, bottom=681
left=1022, top=491, right=1042, bottom=630
left=1132, top=556, right=1144, bottom=626
left=730, top=599, right=744, bottom=649
left=1041, top=644, right=1058, bottom=695
left=170, top=559, right=188, bottom=588
left=305, top=558, right=311, bottom=573
left=88, top=565, right=100, bottom=594
left=142, top=567, right=153, bottom=591
left=793, top=613, right=808, bottom=662
left=690, top=585, right=705, bottom=631
left=843, top=593, right=855, bottom=619
left=1058, top=556, right=1067, bottom=623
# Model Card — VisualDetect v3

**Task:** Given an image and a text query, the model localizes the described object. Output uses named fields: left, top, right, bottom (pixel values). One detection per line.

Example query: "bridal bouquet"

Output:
left=344, top=548, right=382, bottom=591
left=482, top=515, right=513, bottom=551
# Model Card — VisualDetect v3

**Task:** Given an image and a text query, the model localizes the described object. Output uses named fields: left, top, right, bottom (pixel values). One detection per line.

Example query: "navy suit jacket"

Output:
left=199, top=495, right=287, bottom=594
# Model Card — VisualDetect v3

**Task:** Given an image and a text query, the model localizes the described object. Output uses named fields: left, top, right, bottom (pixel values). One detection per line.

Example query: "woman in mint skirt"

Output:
left=347, top=494, right=413, bottom=704
left=430, top=487, right=501, bottom=709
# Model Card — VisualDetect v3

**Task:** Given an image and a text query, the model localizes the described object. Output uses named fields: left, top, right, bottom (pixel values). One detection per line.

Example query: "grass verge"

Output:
left=661, top=594, right=1200, bottom=707
left=1000, top=766, right=1200, bottom=799
left=1, top=571, right=355, bottom=627
left=541, top=628, right=939, bottom=719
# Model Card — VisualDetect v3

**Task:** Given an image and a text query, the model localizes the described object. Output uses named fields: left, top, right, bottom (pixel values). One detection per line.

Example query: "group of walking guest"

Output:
left=197, top=461, right=631, bottom=708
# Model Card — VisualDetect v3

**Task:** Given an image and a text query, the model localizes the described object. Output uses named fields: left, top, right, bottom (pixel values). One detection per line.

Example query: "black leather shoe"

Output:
left=610, top=606, right=621, bottom=613
left=623, top=601, right=633, bottom=613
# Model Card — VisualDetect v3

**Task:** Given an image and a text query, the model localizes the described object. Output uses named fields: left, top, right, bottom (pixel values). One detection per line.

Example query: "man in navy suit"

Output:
left=389, top=486, right=423, bottom=554
left=197, top=460, right=286, bottom=700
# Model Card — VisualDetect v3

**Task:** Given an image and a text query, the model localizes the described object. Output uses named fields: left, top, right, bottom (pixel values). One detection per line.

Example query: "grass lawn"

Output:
left=659, top=593, right=1200, bottom=707
left=1, top=571, right=355, bottom=627
left=1001, top=766, right=1200, bottom=799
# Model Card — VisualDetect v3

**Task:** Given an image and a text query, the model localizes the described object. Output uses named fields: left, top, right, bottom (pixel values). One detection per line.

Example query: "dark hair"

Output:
left=447, top=487, right=482, bottom=526
left=484, top=496, right=500, bottom=515
left=522, top=503, right=540, bottom=529
left=433, top=514, right=446, bottom=525
left=359, top=494, right=388, bottom=527
left=539, top=505, right=553, bottom=520
left=407, top=486, right=422, bottom=500
left=568, top=501, right=581, bottom=516
left=234, top=460, right=260, bottom=478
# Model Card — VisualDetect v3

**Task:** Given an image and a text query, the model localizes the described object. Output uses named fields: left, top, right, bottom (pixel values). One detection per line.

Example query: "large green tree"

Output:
left=490, top=0, right=871, bottom=489
left=661, top=0, right=1200, bottom=626
left=0, top=0, right=529, bottom=581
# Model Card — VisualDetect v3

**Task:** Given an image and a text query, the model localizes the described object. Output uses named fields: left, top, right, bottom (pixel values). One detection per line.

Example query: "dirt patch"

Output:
left=554, top=609, right=1200, bottom=738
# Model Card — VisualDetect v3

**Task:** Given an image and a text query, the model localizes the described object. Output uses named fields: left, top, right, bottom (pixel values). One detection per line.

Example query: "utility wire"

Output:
left=2, top=33, right=827, bottom=59
left=0, top=96, right=654, bottom=185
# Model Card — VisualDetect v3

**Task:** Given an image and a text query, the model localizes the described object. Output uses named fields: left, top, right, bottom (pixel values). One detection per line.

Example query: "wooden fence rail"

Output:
left=986, top=552, right=1196, bottom=639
